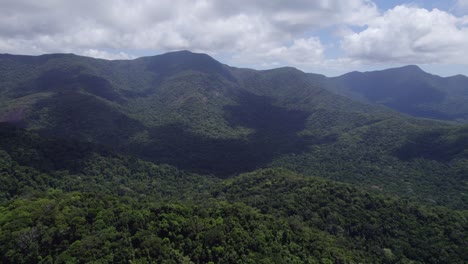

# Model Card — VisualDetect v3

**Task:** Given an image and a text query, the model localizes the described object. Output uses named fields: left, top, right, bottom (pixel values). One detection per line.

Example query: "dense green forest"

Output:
left=0, top=125, right=467, bottom=263
left=0, top=51, right=467, bottom=263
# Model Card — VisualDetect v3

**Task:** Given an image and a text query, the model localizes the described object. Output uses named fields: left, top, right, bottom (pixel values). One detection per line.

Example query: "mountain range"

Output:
left=0, top=51, right=467, bottom=263
left=325, top=65, right=468, bottom=123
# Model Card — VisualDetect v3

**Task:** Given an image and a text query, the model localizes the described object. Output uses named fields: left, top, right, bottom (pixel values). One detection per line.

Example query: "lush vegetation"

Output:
left=0, top=126, right=466, bottom=263
left=271, top=119, right=468, bottom=209
left=0, top=51, right=467, bottom=263
left=217, top=169, right=468, bottom=263
left=0, top=124, right=216, bottom=203
left=1, top=51, right=467, bottom=207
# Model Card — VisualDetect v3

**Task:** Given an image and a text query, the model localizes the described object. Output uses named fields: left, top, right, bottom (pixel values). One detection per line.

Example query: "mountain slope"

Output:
left=0, top=127, right=466, bottom=263
left=0, top=51, right=467, bottom=208
left=325, top=65, right=468, bottom=122
left=0, top=51, right=392, bottom=174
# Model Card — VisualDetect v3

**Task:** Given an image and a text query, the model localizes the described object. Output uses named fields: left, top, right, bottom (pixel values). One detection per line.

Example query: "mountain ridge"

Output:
left=3, top=51, right=466, bottom=78
left=326, top=64, right=468, bottom=123
left=334, top=64, right=467, bottom=79
left=0, top=50, right=467, bottom=208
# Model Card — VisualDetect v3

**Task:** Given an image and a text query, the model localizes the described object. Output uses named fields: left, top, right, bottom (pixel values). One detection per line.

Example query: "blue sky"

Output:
left=1, top=0, right=467, bottom=76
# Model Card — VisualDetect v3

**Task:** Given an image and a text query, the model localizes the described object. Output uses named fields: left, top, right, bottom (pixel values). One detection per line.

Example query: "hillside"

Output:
left=0, top=51, right=391, bottom=177
left=0, top=51, right=467, bottom=209
left=0, top=126, right=466, bottom=263
left=325, top=65, right=468, bottom=123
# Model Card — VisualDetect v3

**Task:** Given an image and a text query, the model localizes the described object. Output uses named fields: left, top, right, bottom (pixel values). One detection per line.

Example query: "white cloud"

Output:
left=79, top=49, right=134, bottom=60
left=209, top=0, right=378, bottom=30
left=232, top=37, right=325, bottom=68
left=341, top=5, right=468, bottom=64
left=0, top=0, right=377, bottom=68
left=1, top=0, right=466, bottom=75
left=457, top=0, right=468, bottom=10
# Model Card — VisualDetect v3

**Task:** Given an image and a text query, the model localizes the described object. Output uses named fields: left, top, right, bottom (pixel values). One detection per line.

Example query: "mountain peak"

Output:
left=399, top=64, right=426, bottom=73
left=264, top=66, right=304, bottom=74
left=145, top=50, right=217, bottom=63
left=377, top=65, right=425, bottom=75
left=142, top=50, right=235, bottom=81
left=400, top=64, right=422, bottom=70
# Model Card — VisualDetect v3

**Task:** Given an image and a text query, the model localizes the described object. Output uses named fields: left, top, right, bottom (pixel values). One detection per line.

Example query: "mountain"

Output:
left=0, top=51, right=467, bottom=263
left=0, top=51, right=467, bottom=209
left=325, top=65, right=468, bottom=123
left=0, top=51, right=389, bottom=175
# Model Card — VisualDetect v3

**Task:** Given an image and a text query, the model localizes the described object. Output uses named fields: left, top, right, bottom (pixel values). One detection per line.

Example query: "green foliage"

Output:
left=0, top=127, right=466, bottom=263
left=1, top=52, right=467, bottom=208
left=0, top=123, right=217, bottom=203
left=0, top=169, right=466, bottom=263
left=217, top=168, right=468, bottom=263
left=0, top=51, right=467, bottom=263
left=0, top=191, right=359, bottom=263
left=271, top=120, right=468, bottom=209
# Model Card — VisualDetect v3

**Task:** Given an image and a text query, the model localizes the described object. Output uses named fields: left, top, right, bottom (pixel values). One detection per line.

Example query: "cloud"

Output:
left=456, top=0, right=468, bottom=11
left=0, top=0, right=377, bottom=67
left=209, top=0, right=378, bottom=31
left=80, top=49, right=134, bottom=60
left=1, top=0, right=466, bottom=74
left=341, top=5, right=468, bottom=64
left=232, top=37, right=325, bottom=68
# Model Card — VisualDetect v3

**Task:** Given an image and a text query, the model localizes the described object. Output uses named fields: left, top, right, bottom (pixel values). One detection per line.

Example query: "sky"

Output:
left=1, top=0, right=467, bottom=77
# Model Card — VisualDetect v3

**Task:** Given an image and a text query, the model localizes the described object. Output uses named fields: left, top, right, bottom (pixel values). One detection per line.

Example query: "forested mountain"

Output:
left=0, top=51, right=467, bottom=263
left=325, top=65, right=468, bottom=123
left=1, top=51, right=467, bottom=207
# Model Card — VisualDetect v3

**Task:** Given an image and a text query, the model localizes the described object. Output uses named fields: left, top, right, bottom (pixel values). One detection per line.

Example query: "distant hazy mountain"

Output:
left=0, top=51, right=467, bottom=208
left=325, top=65, right=468, bottom=123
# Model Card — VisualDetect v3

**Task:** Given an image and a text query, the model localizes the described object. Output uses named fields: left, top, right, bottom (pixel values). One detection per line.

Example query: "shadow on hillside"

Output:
left=31, top=92, right=144, bottom=147
left=394, top=128, right=468, bottom=162
left=28, top=90, right=334, bottom=177
left=135, top=92, right=319, bottom=176
left=0, top=123, right=112, bottom=173
left=15, top=69, right=125, bottom=103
